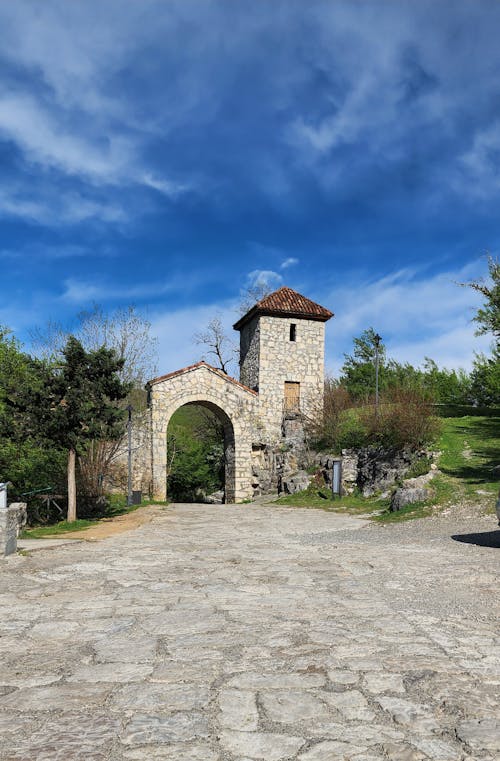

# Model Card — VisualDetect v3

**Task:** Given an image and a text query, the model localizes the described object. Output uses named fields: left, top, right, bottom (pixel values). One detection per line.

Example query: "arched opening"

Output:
left=166, top=401, right=236, bottom=503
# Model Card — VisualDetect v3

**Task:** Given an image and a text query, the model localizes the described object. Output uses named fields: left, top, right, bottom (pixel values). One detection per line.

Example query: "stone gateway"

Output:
left=147, top=287, right=333, bottom=502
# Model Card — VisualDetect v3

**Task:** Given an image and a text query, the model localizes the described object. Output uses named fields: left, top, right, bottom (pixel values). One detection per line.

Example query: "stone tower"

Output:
left=233, top=286, right=333, bottom=441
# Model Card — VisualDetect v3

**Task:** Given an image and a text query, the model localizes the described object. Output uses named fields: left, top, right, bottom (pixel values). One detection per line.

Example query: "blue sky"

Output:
left=0, top=0, right=498, bottom=376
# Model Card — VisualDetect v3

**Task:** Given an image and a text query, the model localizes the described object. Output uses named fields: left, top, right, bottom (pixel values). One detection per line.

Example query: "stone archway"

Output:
left=147, top=362, right=257, bottom=503
left=167, top=400, right=236, bottom=502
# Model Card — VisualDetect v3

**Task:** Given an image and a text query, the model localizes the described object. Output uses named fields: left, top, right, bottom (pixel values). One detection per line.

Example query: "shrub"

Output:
left=360, top=388, right=440, bottom=450
left=307, top=380, right=367, bottom=452
left=308, top=382, right=440, bottom=454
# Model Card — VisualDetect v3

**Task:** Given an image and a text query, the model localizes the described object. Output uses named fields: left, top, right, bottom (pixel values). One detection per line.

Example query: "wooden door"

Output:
left=284, top=381, right=300, bottom=412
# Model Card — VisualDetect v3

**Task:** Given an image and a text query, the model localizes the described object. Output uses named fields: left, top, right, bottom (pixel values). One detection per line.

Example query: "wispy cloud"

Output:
left=246, top=269, right=283, bottom=290
left=321, top=261, right=491, bottom=373
left=280, top=257, right=299, bottom=269
left=0, top=186, right=126, bottom=226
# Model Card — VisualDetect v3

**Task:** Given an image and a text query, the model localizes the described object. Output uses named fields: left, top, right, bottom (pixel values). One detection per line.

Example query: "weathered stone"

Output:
left=226, top=671, right=326, bottom=689
left=324, top=689, right=375, bottom=721
left=260, top=690, right=330, bottom=723
left=110, top=683, right=209, bottom=713
left=391, top=487, right=430, bottom=512
left=363, top=672, right=405, bottom=694
left=456, top=718, right=500, bottom=752
left=0, top=504, right=23, bottom=557
left=376, top=696, right=439, bottom=731
left=0, top=684, right=112, bottom=712
left=67, top=663, right=153, bottom=683
left=122, top=713, right=209, bottom=745
left=121, top=744, right=218, bottom=760
left=1, top=502, right=498, bottom=758
left=218, top=688, right=259, bottom=730
left=281, top=470, right=311, bottom=495
left=220, top=730, right=304, bottom=760
left=298, top=740, right=366, bottom=760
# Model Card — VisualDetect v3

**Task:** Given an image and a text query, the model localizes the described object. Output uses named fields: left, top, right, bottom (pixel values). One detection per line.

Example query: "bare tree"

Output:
left=194, top=315, right=237, bottom=375
left=238, top=281, right=273, bottom=315
left=30, top=304, right=158, bottom=388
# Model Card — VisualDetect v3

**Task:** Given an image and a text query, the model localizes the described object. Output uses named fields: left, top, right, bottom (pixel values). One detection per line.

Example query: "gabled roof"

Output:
left=146, top=360, right=257, bottom=395
left=233, top=286, right=334, bottom=331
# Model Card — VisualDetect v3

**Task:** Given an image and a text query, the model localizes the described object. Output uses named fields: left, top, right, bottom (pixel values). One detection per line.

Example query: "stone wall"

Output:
left=239, top=316, right=260, bottom=391
left=255, top=316, right=325, bottom=442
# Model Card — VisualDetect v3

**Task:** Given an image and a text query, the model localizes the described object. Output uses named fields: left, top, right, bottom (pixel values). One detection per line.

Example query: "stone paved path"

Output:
left=1, top=503, right=499, bottom=760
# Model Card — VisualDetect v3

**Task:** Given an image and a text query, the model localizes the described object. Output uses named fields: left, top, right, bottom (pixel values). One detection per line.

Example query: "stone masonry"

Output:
left=239, top=315, right=326, bottom=442
left=148, top=362, right=258, bottom=502
left=147, top=287, right=333, bottom=503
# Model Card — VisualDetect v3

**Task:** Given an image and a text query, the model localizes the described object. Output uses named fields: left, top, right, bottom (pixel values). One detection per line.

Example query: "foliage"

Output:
left=16, top=337, right=130, bottom=520
left=420, top=358, right=472, bottom=404
left=460, top=255, right=500, bottom=339
left=339, top=328, right=473, bottom=404
left=24, top=337, right=129, bottom=453
left=460, top=256, right=500, bottom=406
left=0, top=440, right=67, bottom=503
left=167, top=405, right=225, bottom=502
left=360, top=388, right=440, bottom=451
left=309, top=379, right=439, bottom=453
left=468, top=348, right=500, bottom=406
left=0, top=328, right=67, bottom=500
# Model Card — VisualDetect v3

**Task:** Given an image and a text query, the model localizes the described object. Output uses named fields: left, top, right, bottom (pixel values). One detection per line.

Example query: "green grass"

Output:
left=274, top=414, right=499, bottom=523
left=438, top=416, right=499, bottom=499
left=275, top=485, right=390, bottom=516
left=20, top=518, right=97, bottom=538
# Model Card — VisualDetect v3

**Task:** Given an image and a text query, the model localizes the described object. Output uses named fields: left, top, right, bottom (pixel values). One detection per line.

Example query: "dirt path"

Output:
left=60, top=503, right=166, bottom=540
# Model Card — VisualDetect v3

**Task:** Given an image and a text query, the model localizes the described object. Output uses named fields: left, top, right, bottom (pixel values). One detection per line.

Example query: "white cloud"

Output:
left=0, top=93, right=133, bottom=183
left=0, top=187, right=125, bottom=225
left=246, top=269, right=283, bottom=289
left=280, top=257, right=299, bottom=269
left=321, top=261, right=491, bottom=374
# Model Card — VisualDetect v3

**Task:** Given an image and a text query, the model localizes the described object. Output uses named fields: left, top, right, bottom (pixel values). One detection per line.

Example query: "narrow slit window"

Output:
left=289, top=323, right=297, bottom=342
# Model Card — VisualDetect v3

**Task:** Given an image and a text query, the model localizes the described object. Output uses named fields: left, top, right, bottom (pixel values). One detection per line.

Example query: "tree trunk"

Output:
left=67, top=447, right=77, bottom=522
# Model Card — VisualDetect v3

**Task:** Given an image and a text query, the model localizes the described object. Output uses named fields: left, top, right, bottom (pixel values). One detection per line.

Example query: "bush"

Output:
left=308, top=380, right=366, bottom=451
left=360, top=388, right=440, bottom=450
left=309, top=382, right=440, bottom=453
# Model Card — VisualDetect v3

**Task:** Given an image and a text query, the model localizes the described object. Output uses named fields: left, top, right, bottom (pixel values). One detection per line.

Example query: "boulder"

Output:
left=281, top=471, right=311, bottom=495
left=390, top=487, right=430, bottom=512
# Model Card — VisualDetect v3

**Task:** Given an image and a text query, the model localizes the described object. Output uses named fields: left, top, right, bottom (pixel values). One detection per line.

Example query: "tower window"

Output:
left=289, top=323, right=297, bottom=341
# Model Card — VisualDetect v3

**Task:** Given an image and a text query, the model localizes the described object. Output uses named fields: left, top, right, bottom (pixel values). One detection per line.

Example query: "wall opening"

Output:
left=289, top=323, right=297, bottom=341
left=166, top=401, right=235, bottom=503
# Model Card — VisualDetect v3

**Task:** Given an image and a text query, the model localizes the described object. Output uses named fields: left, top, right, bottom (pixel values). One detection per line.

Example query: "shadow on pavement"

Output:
left=452, top=530, right=500, bottom=548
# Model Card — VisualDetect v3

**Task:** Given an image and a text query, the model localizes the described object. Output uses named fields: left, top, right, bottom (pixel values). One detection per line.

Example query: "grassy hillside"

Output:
left=275, top=415, right=499, bottom=522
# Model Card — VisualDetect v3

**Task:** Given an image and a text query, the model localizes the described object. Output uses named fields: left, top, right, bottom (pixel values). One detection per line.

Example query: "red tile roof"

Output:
left=146, top=360, right=258, bottom=395
left=233, top=286, right=333, bottom=330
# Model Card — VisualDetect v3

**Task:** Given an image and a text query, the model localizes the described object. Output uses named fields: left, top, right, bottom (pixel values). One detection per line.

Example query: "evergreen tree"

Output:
left=22, top=337, right=129, bottom=521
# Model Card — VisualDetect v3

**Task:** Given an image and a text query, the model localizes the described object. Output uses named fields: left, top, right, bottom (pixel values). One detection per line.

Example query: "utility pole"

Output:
left=374, top=333, right=382, bottom=415
left=127, top=404, right=133, bottom=506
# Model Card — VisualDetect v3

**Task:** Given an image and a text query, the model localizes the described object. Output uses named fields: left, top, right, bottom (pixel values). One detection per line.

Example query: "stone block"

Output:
left=0, top=504, right=25, bottom=557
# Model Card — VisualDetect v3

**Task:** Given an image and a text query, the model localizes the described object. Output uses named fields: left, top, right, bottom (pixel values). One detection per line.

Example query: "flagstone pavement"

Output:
left=1, top=503, right=499, bottom=760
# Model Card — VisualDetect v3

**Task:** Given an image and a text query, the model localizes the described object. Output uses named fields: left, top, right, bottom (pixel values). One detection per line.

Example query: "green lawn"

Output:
left=274, top=414, right=499, bottom=522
